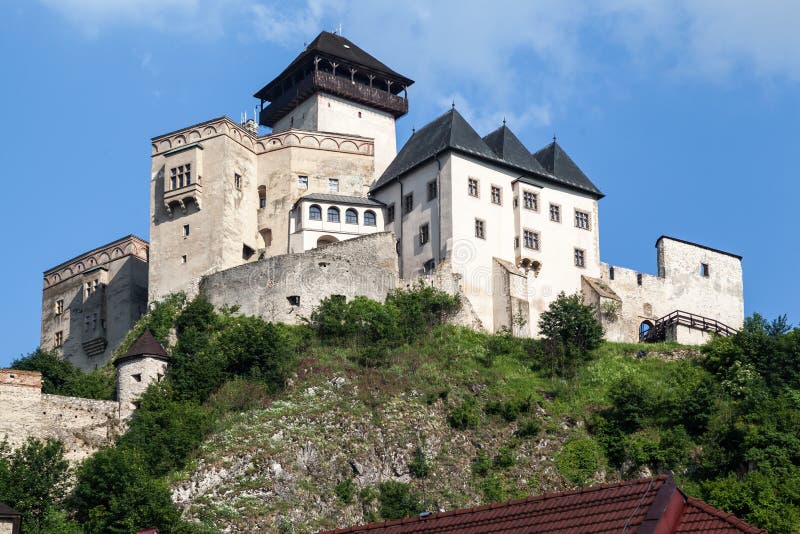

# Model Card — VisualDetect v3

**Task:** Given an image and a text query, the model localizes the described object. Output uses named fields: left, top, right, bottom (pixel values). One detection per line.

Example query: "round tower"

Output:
left=113, top=328, right=169, bottom=417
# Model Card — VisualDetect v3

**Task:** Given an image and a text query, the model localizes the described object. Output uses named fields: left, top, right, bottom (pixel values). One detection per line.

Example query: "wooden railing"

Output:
left=643, top=310, right=738, bottom=342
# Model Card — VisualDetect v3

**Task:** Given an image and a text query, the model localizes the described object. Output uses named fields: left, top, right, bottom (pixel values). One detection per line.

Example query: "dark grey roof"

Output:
left=255, top=31, right=413, bottom=101
left=532, top=141, right=603, bottom=196
left=114, top=328, right=168, bottom=366
left=0, top=502, right=21, bottom=516
left=483, top=125, right=547, bottom=175
left=373, top=110, right=603, bottom=199
left=372, top=108, right=498, bottom=191
left=296, top=193, right=384, bottom=207
left=657, top=236, right=743, bottom=260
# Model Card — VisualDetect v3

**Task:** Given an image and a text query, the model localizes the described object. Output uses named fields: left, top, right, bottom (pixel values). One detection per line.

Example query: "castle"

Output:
left=38, top=31, right=744, bottom=374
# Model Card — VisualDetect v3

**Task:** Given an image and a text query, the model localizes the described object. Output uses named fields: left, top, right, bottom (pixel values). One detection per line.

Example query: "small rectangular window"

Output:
left=403, top=193, right=414, bottom=215
left=234, top=173, right=242, bottom=190
left=549, top=204, right=561, bottom=223
left=701, top=263, right=710, bottom=277
left=575, top=210, right=591, bottom=230
left=170, top=167, right=177, bottom=190
left=185, top=163, right=191, bottom=185
left=328, top=178, right=339, bottom=192
left=387, top=203, right=395, bottom=223
left=523, top=229, right=539, bottom=250
left=523, top=191, right=537, bottom=211
left=468, top=178, right=479, bottom=197
left=183, top=224, right=190, bottom=237
left=475, top=218, right=485, bottom=239
left=181, top=254, right=187, bottom=264
left=55, top=299, right=64, bottom=315
left=427, top=180, right=437, bottom=201
left=491, top=185, right=502, bottom=205
left=287, top=295, right=300, bottom=306
left=54, top=331, right=64, bottom=347
left=423, top=259, right=436, bottom=274
left=419, top=223, right=430, bottom=245
left=298, top=175, right=308, bottom=189
left=609, top=266, right=615, bottom=280
left=574, top=248, right=585, bottom=268
left=514, top=236, right=520, bottom=249
left=637, top=273, right=643, bottom=285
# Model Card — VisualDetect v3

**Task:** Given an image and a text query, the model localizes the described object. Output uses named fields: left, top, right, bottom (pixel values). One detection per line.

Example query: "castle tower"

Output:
left=254, top=31, right=414, bottom=179
left=114, top=328, right=168, bottom=417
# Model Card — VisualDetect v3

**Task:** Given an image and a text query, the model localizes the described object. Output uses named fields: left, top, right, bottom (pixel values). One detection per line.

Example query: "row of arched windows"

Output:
left=308, top=205, right=376, bottom=226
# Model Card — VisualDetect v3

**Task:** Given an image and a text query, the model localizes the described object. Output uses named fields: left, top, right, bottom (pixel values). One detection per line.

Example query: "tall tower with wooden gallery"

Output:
left=255, top=31, right=414, bottom=179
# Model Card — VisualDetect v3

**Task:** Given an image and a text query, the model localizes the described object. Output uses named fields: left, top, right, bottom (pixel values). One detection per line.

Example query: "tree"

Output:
left=538, top=292, right=604, bottom=376
left=10, top=348, right=115, bottom=400
left=0, top=438, right=73, bottom=529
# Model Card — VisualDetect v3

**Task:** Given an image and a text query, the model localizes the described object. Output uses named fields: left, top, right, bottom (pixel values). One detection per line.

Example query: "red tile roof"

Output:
left=320, top=475, right=766, bottom=534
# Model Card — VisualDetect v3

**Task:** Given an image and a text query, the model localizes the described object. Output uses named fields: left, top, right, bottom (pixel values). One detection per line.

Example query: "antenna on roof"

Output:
left=337, top=23, right=343, bottom=36
left=412, top=126, right=415, bottom=134
left=502, top=116, right=506, bottom=126
left=552, top=133, right=557, bottom=144
left=451, top=100, right=455, bottom=109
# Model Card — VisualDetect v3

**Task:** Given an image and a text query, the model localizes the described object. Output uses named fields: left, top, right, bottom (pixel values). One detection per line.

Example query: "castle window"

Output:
left=84, top=279, right=99, bottom=298
left=491, top=185, right=502, bottom=205
left=132, top=373, right=142, bottom=383
left=185, top=163, right=191, bottom=185
left=637, top=273, right=643, bottom=285
left=183, top=224, right=190, bottom=237
left=309, top=204, right=322, bottom=220
left=234, top=173, right=242, bottom=190
left=419, top=223, right=430, bottom=245
left=523, top=229, right=539, bottom=250
left=243, top=244, right=255, bottom=260
left=287, top=295, right=300, bottom=306
left=54, top=331, right=63, bottom=347
left=427, top=180, right=437, bottom=201
left=550, top=204, right=561, bottom=222
left=387, top=204, right=395, bottom=223
left=327, top=206, right=340, bottom=222
left=258, top=185, right=267, bottom=208
left=328, top=178, right=339, bottom=192
left=170, top=167, right=177, bottom=190
left=403, top=193, right=413, bottom=215
left=701, top=263, right=710, bottom=277
left=609, top=266, right=615, bottom=280
left=523, top=191, right=537, bottom=210
left=468, top=178, right=479, bottom=197
left=298, top=175, right=308, bottom=189
left=514, top=236, right=520, bottom=249
left=475, top=218, right=485, bottom=239
left=345, top=209, right=358, bottom=224
left=423, top=259, right=436, bottom=274
left=574, top=248, right=585, bottom=268
left=575, top=210, right=591, bottom=230
left=364, top=210, right=377, bottom=226
left=358, top=111, right=362, bottom=118
left=181, top=255, right=187, bottom=264
left=55, top=299, right=64, bottom=315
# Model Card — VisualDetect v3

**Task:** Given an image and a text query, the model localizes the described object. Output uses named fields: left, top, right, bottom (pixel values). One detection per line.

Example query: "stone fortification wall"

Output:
left=200, top=232, right=398, bottom=323
left=0, top=370, right=119, bottom=462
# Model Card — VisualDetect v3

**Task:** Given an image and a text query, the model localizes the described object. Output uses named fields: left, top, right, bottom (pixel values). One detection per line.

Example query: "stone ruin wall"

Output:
left=0, top=370, right=119, bottom=463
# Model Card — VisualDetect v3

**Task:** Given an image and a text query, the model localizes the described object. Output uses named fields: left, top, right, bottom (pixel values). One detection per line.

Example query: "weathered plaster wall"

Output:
left=0, top=370, right=119, bottom=462
left=200, top=232, right=398, bottom=324
left=117, top=357, right=169, bottom=418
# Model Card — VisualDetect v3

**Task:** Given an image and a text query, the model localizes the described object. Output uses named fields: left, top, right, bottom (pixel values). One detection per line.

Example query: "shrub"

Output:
left=516, top=418, right=542, bottom=438
left=493, top=446, right=515, bottom=469
left=378, top=481, right=423, bottom=520
left=555, top=437, right=605, bottom=486
left=485, top=396, right=532, bottom=423
left=448, top=397, right=480, bottom=430
left=480, top=475, right=506, bottom=503
left=10, top=349, right=115, bottom=400
left=335, top=479, right=356, bottom=505
left=408, top=447, right=430, bottom=478
left=385, top=283, right=460, bottom=341
left=471, top=450, right=491, bottom=477
left=537, top=292, right=603, bottom=376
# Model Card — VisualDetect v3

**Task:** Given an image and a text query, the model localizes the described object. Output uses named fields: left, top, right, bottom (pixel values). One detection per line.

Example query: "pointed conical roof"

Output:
left=532, top=141, right=603, bottom=197
left=114, top=328, right=168, bottom=366
left=483, top=125, right=547, bottom=175
left=372, top=108, right=498, bottom=190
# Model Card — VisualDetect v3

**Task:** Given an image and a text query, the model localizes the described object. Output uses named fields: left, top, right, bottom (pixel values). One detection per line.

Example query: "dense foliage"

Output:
left=10, top=349, right=115, bottom=400
left=6, top=288, right=800, bottom=533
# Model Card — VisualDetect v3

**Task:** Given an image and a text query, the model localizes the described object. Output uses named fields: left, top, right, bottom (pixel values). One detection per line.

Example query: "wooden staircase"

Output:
left=643, top=310, right=738, bottom=342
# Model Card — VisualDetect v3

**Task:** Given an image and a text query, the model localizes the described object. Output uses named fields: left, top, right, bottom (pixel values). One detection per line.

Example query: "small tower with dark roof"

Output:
left=114, top=328, right=169, bottom=417
left=254, top=31, right=414, bottom=178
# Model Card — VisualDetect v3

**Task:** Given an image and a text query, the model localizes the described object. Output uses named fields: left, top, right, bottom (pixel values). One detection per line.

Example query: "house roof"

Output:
left=254, top=31, right=413, bottom=101
left=371, top=110, right=603, bottom=199
left=320, top=475, right=765, bottom=534
left=657, top=236, right=743, bottom=261
left=532, top=140, right=603, bottom=197
left=114, top=328, right=168, bottom=366
left=0, top=502, right=21, bottom=517
left=483, top=124, right=547, bottom=175
left=295, top=193, right=385, bottom=207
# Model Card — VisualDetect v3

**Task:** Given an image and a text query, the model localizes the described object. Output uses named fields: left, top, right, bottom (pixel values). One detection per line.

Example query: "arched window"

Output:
left=309, top=204, right=322, bottom=221
left=364, top=210, right=376, bottom=226
left=258, top=185, right=266, bottom=209
left=345, top=209, right=358, bottom=224
left=327, top=207, right=340, bottom=222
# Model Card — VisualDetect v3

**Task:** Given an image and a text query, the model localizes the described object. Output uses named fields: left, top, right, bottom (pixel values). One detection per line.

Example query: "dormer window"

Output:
left=84, top=279, right=99, bottom=298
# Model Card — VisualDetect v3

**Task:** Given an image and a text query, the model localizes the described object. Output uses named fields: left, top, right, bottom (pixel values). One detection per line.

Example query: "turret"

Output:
left=114, top=328, right=168, bottom=417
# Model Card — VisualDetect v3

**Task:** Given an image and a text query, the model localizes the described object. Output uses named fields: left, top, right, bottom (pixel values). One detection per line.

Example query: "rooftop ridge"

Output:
left=684, top=497, right=767, bottom=534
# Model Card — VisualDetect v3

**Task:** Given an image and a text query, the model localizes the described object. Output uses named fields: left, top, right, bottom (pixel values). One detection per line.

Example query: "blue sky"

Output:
left=1, top=1, right=798, bottom=366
